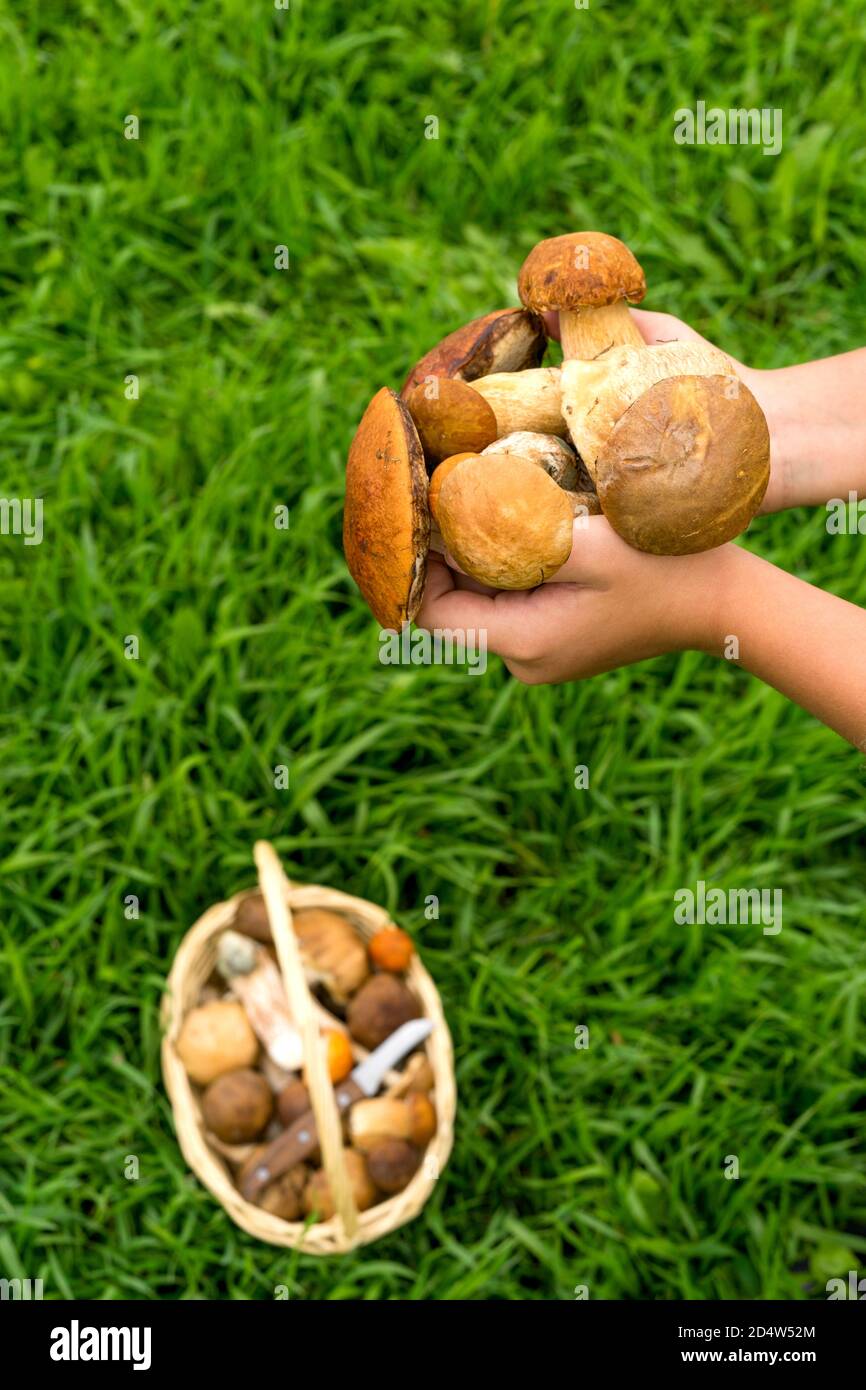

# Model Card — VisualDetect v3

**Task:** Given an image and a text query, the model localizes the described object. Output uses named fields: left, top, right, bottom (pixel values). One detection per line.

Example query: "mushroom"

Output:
left=565, top=490, right=602, bottom=517
left=350, top=1094, right=437, bottom=1151
left=406, top=379, right=498, bottom=465
left=385, top=1052, right=435, bottom=1098
left=346, top=974, right=421, bottom=1051
left=343, top=386, right=429, bottom=627
left=518, top=231, right=646, bottom=359
left=404, top=1055, right=436, bottom=1095
left=237, top=1146, right=308, bottom=1219
left=468, top=367, right=565, bottom=436
left=368, top=925, right=415, bottom=973
left=481, top=431, right=581, bottom=491
left=436, top=453, right=575, bottom=590
left=595, top=373, right=770, bottom=554
left=400, top=307, right=547, bottom=399
left=258, top=1165, right=308, bottom=1221
left=365, top=1138, right=420, bottom=1194
left=201, top=1068, right=274, bottom=1143
left=176, top=1000, right=259, bottom=1085
left=303, top=1148, right=377, bottom=1219
left=293, top=907, right=369, bottom=1005
left=560, top=340, right=738, bottom=479
left=216, top=930, right=304, bottom=1070
left=428, top=453, right=477, bottom=523
left=277, top=1078, right=312, bottom=1127
left=233, top=892, right=272, bottom=943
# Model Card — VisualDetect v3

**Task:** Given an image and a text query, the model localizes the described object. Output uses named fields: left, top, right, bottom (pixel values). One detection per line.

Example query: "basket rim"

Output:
left=162, top=872, right=456, bottom=1254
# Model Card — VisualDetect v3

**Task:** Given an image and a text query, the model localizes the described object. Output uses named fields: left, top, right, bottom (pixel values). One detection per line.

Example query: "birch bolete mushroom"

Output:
left=217, top=930, right=304, bottom=1070
left=406, top=378, right=498, bottom=464
left=343, top=386, right=429, bottom=627
left=518, top=231, right=646, bottom=359
left=436, top=453, right=575, bottom=590
left=400, top=307, right=547, bottom=399
left=595, top=373, right=770, bottom=554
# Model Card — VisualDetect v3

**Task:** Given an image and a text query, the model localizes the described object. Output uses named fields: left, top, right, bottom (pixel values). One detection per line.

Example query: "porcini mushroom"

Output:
left=349, top=1093, right=437, bottom=1150
left=468, top=367, right=565, bottom=436
left=407, top=379, right=498, bottom=465
left=365, top=1138, right=421, bottom=1194
left=436, top=453, right=575, bottom=590
left=595, top=373, right=770, bottom=554
left=258, top=1164, right=308, bottom=1221
left=234, top=892, right=272, bottom=943
left=202, top=1068, right=274, bottom=1143
left=303, top=1148, right=376, bottom=1219
left=277, top=1078, right=312, bottom=1127
left=481, top=431, right=581, bottom=491
left=428, top=453, right=477, bottom=523
left=400, top=307, right=547, bottom=399
left=565, top=490, right=602, bottom=517
left=238, top=1146, right=308, bottom=1220
left=176, top=1000, right=259, bottom=1085
left=518, top=231, right=646, bottom=359
left=560, top=340, right=738, bottom=478
left=343, top=386, right=429, bottom=627
left=346, top=974, right=421, bottom=1051
left=293, top=907, right=369, bottom=1005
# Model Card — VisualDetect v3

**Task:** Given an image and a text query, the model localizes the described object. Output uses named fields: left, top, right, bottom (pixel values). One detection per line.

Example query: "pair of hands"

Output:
left=416, top=313, right=866, bottom=732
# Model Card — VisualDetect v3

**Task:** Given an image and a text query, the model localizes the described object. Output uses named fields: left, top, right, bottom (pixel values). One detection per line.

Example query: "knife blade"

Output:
left=239, top=1018, right=433, bottom=1201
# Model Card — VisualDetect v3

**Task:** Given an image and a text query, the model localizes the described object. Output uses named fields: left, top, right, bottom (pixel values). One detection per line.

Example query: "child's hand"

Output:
left=418, top=521, right=866, bottom=746
left=545, top=307, right=866, bottom=516
left=419, top=518, right=729, bottom=684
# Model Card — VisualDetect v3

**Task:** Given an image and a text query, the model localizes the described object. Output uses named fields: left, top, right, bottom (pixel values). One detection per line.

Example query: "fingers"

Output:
left=630, top=308, right=710, bottom=349
left=543, top=515, right=622, bottom=584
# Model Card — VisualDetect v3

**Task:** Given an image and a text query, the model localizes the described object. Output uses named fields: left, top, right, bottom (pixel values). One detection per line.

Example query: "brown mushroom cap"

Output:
left=407, top=379, right=498, bottom=465
left=346, top=973, right=421, bottom=1051
left=596, top=375, right=770, bottom=555
left=400, top=308, right=547, bottom=399
left=365, top=1137, right=420, bottom=1194
left=201, top=1068, right=274, bottom=1143
left=437, top=453, right=575, bottom=590
left=343, top=387, right=430, bottom=627
left=518, top=232, right=646, bottom=313
left=303, top=1148, right=376, bottom=1219
left=428, top=453, right=478, bottom=522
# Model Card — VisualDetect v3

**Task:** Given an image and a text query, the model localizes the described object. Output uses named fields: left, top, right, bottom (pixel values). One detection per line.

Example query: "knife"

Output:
left=240, top=1017, right=433, bottom=1201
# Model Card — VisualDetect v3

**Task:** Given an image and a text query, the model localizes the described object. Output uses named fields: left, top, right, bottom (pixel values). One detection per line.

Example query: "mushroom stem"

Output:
left=561, top=341, right=737, bottom=478
left=469, top=368, right=565, bottom=436
left=559, top=299, right=645, bottom=360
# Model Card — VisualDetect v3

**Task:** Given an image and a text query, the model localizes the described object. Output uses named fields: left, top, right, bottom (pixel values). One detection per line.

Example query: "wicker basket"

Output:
left=161, top=842, right=455, bottom=1254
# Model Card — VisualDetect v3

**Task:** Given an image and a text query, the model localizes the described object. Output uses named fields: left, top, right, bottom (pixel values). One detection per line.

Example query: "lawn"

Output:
left=1, top=0, right=865, bottom=1301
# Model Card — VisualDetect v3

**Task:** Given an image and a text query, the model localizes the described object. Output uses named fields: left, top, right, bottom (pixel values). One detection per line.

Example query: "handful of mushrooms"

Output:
left=343, top=231, right=770, bottom=625
left=175, top=901, right=435, bottom=1221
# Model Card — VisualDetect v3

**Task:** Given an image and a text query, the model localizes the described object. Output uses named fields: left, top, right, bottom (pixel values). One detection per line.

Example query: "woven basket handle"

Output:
left=253, top=841, right=359, bottom=1238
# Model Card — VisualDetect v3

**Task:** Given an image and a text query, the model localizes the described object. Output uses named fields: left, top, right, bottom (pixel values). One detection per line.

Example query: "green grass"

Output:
left=1, top=0, right=866, bottom=1301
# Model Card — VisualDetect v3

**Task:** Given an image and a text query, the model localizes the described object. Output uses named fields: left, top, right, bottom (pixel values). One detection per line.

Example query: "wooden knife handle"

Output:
left=240, top=1079, right=365, bottom=1202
